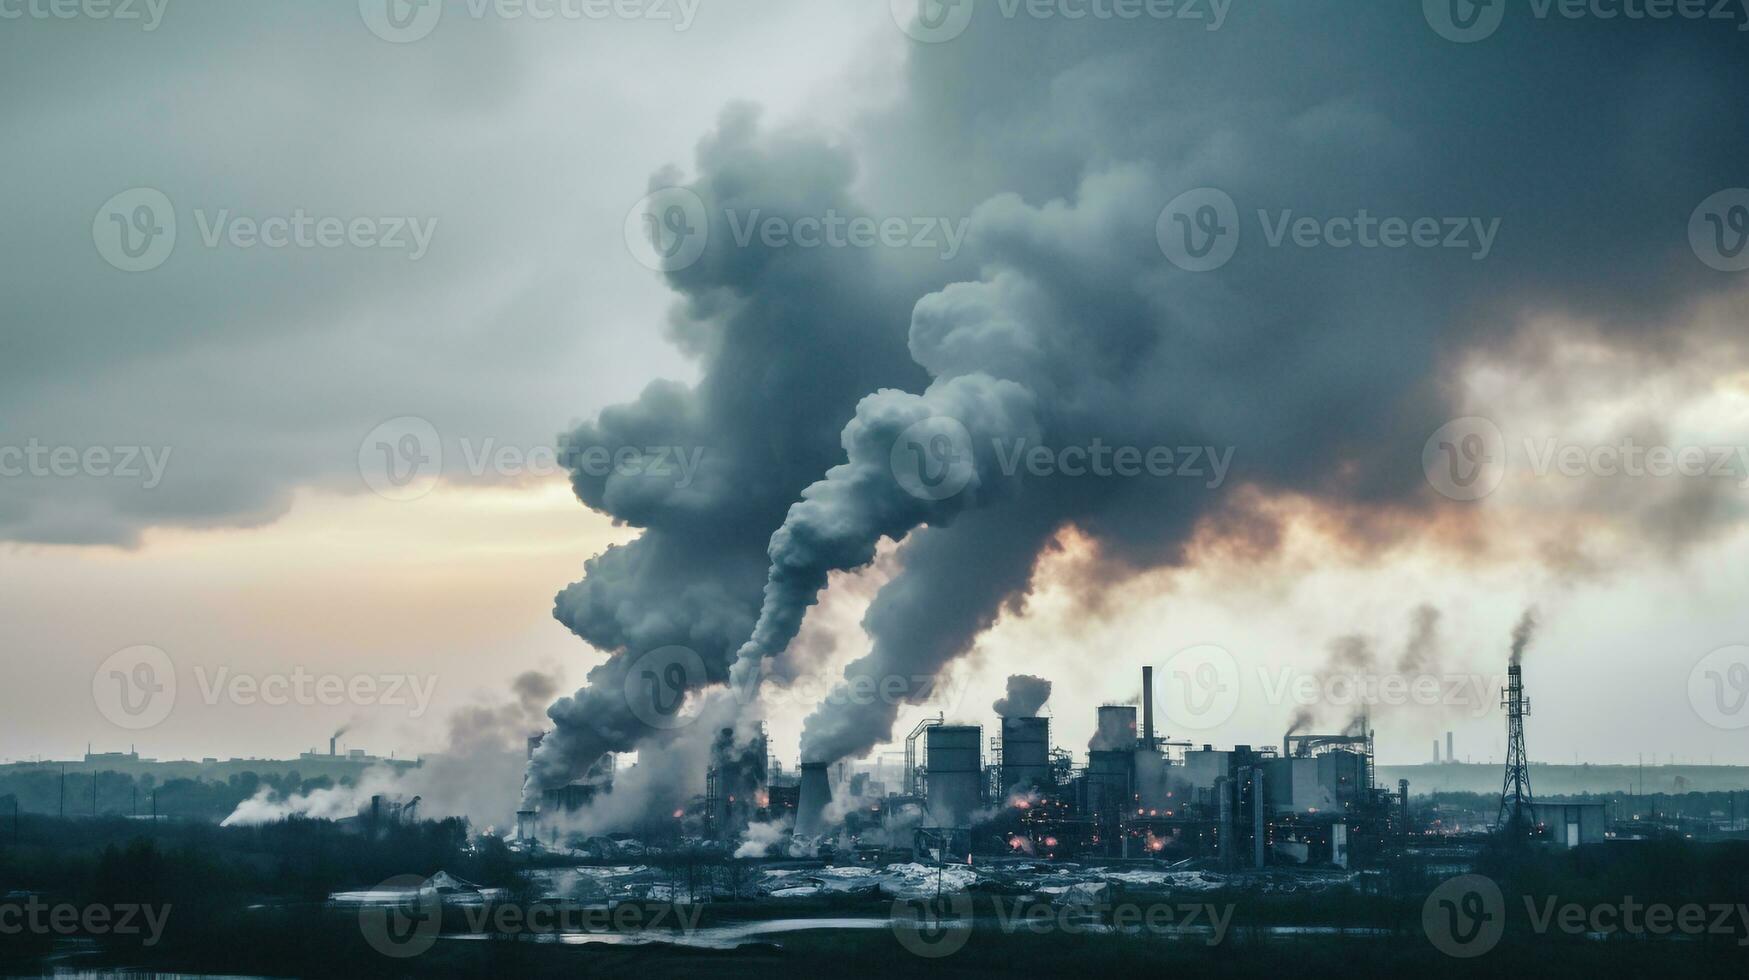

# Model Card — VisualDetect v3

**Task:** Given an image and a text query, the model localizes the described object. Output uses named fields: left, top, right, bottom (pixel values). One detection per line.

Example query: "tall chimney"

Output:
left=1141, top=665, right=1155, bottom=748
left=1446, top=731, right=1454, bottom=764
left=330, top=736, right=337, bottom=757
left=1433, top=740, right=1440, bottom=763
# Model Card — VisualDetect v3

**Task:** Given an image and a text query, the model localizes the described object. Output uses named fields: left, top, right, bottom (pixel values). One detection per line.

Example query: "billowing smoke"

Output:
left=1510, top=607, right=1540, bottom=665
left=993, top=674, right=1053, bottom=718
left=230, top=670, right=561, bottom=831
left=733, top=815, right=793, bottom=859
left=528, top=8, right=1749, bottom=820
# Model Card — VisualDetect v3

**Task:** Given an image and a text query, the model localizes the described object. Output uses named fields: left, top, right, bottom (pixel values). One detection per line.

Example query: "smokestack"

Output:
left=795, top=762, right=832, bottom=836
left=1142, top=665, right=1155, bottom=748
left=329, top=736, right=337, bottom=757
left=1446, top=731, right=1454, bottom=764
left=1432, top=740, right=1440, bottom=764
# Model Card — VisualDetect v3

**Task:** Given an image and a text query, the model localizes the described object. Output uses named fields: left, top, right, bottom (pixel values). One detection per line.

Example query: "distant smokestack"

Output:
left=795, top=762, right=832, bottom=836
left=1141, top=665, right=1155, bottom=748
left=1432, top=740, right=1440, bottom=763
left=1446, top=731, right=1454, bottom=764
left=329, top=736, right=337, bottom=757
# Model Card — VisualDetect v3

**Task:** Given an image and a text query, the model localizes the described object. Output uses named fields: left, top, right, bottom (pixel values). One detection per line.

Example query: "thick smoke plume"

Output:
left=230, top=670, right=559, bottom=831
left=993, top=674, right=1052, bottom=718
left=527, top=7, right=1749, bottom=822
left=1510, top=607, right=1540, bottom=666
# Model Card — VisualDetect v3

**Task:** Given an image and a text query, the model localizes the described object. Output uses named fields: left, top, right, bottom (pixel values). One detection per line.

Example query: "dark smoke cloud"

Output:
left=1510, top=607, right=1540, bottom=666
left=993, top=674, right=1053, bottom=719
left=532, top=7, right=1749, bottom=813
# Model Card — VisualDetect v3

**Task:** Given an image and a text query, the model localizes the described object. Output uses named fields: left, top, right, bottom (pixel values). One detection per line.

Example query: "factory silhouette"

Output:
left=516, top=653, right=1609, bottom=866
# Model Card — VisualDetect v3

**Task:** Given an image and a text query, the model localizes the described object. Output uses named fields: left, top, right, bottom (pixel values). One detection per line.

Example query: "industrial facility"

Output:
left=511, top=651, right=1638, bottom=866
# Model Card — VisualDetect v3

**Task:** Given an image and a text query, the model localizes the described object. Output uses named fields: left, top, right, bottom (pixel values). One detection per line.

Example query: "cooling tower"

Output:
left=795, top=762, right=832, bottom=836
left=925, top=725, right=983, bottom=827
left=999, top=716, right=1050, bottom=797
left=1094, top=704, right=1138, bottom=751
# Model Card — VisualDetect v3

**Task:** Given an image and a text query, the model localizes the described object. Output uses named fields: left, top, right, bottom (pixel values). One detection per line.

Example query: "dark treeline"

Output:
left=0, top=812, right=524, bottom=972
left=0, top=767, right=341, bottom=822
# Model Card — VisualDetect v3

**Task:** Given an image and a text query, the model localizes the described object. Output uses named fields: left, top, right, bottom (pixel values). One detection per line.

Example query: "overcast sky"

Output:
left=3, top=1, right=1748, bottom=775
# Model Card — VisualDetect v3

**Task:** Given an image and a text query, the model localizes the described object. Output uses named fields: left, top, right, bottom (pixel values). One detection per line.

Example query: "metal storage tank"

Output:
left=795, top=762, right=832, bottom=836
left=925, top=725, right=983, bottom=826
left=999, top=716, right=1050, bottom=797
